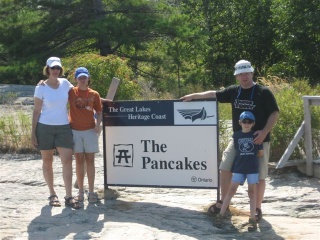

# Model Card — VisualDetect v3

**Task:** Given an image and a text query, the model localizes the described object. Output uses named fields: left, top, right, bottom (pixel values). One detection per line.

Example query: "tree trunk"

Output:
left=92, top=0, right=113, bottom=56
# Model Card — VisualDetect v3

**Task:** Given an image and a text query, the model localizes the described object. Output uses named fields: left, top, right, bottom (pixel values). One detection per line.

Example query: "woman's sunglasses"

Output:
left=50, top=66, right=61, bottom=70
left=241, top=119, right=254, bottom=124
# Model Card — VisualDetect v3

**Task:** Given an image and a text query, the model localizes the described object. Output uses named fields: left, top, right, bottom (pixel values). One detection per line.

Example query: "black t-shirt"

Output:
left=232, top=130, right=263, bottom=174
left=216, top=84, right=279, bottom=142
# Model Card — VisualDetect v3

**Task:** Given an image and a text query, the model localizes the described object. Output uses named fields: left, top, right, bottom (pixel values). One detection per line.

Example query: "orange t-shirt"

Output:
left=68, top=87, right=102, bottom=130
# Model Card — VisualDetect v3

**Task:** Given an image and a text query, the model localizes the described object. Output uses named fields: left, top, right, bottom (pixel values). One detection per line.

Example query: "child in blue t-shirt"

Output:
left=216, top=111, right=263, bottom=231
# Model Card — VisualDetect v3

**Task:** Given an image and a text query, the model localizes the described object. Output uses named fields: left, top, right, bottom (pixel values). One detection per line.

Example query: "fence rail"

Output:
left=276, top=96, right=320, bottom=177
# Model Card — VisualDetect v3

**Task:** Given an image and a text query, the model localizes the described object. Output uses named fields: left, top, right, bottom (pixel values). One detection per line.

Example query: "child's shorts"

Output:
left=72, top=129, right=99, bottom=153
left=219, top=139, right=270, bottom=180
left=232, top=173, right=259, bottom=185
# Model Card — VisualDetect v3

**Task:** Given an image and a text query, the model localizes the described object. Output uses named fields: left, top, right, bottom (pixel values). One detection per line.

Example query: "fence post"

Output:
left=303, top=96, right=313, bottom=176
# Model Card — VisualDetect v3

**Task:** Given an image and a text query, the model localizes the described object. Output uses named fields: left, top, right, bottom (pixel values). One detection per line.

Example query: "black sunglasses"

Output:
left=241, top=119, right=254, bottom=124
left=50, top=66, right=61, bottom=70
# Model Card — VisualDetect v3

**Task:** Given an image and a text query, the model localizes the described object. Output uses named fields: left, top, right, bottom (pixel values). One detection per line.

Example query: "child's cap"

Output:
left=75, top=67, right=90, bottom=79
left=239, top=111, right=255, bottom=121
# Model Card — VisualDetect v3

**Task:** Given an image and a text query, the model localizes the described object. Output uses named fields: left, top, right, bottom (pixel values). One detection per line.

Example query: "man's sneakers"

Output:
left=214, top=214, right=224, bottom=228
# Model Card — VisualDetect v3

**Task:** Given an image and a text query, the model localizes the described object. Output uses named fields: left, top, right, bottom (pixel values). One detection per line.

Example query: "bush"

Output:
left=63, top=54, right=141, bottom=100
left=0, top=107, right=35, bottom=153
left=270, top=78, right=320, bottom=161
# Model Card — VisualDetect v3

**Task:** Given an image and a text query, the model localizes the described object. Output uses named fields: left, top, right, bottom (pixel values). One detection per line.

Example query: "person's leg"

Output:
left=75, top=152, right=85, bottom=200
left=219, top=140, right=236, bottom=200
left=256, top=142, right=270, bottom=219
left=220, top=170, right=233, bottom=202
left=37, top=124, right=57, bottom=198
left=82, top=129, right=99, bottom=203
left=247, top=173, right=259, bottom=231
left=215, top=174, right=243, bottom=228
left=210, top=139, right=236, bottom=212
left=41, top=149, right=55, bottom=195
left=220, top=181, right=239, bottom=216
left=58, top=146, right=81, bottom=209
left=57, top=147, right=73, bottom=198
left=84, top=153, right=95, bottom=193
left=256, top=180, right=265, bottom=210
left=248, top=183, right=257, bottom=220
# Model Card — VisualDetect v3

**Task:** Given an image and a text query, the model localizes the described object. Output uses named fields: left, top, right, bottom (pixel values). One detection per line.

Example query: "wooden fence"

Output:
left=276, top=96, right=320, bottom=176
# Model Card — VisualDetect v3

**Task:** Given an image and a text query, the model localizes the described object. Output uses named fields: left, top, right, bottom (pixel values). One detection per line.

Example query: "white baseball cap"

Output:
left=234, top=60, right=254, bottom=75
left=46, top=57, right=62, bottom=68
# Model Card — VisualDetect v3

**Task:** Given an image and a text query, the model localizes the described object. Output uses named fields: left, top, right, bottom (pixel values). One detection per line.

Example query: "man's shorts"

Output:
left=72, top=129, right=99, bottom=153
left=219, top=139, right=270, bottom=180
left=36, top=123, right=73, bottom=150
left=232, top=173, right=259, bottom=185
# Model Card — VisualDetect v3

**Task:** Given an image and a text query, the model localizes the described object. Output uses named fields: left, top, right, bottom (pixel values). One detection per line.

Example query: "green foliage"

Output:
left=63, top=54, right=141, bottom=100
left=0, top=92, right=17, bottom=104
left=0, top=109, right=34, bottom=153
left=271, top=0, right=320, bottom=83
left=0, top=60, right=41, bottom=85
left=0, top=0, right=320, bottom=96
left=271, top=78, right=320, bottom=161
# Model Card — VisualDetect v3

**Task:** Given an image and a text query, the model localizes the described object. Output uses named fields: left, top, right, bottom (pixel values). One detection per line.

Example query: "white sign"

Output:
left=103, top=100, right=219, bottom=189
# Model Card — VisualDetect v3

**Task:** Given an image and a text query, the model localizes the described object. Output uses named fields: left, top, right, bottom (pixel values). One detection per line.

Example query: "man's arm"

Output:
left=180, top=90, right=217, bottom=101
left=254, top=111, right=279, bottom=144
left=31, top=97, right=43, bottom=148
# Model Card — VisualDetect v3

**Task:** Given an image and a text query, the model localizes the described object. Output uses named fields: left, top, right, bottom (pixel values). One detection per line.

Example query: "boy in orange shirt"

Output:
left=69, top=67, right=102, bottom=203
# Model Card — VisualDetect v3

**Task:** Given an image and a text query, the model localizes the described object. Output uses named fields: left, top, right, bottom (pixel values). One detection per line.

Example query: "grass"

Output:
left=0, top=104, right=36, bottom=153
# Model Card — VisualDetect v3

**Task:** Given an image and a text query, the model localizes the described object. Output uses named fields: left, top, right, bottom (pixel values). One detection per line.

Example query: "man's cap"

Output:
left=75, top=67, right=90, bottom=79
left=46, top=57, right=62, bottom=68
left=239, top=111, right=255, bottom=121
left=234, top=60, right=254, bottom=75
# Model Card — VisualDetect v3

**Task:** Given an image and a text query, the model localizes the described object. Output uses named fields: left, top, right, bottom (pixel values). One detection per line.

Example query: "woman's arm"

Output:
left=31, top=97, right=43, bottom=148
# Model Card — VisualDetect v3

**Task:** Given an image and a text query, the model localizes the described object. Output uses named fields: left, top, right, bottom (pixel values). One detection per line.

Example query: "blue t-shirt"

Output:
left=232, top=130, right=263, bottom=174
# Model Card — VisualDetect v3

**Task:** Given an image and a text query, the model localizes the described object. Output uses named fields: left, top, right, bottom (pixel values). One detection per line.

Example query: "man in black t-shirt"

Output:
left=180, top=59, right=279, bottom=222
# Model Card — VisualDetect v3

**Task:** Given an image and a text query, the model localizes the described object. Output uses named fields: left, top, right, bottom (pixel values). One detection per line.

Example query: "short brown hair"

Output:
left=43, top=66, right=65, bottom=77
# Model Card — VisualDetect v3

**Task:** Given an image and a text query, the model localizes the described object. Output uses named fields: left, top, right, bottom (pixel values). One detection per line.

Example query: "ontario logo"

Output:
left=113, top=144, right=134, bottom=167
left=177, top=107, right=214, bottom=122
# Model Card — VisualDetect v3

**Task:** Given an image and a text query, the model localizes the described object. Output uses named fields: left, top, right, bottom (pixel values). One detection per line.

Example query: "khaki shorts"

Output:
left=219, top=139, right=270, bottom=180
left=72, top=129, right=99, bottom=153
left=36, top=123, right=73, bottom=150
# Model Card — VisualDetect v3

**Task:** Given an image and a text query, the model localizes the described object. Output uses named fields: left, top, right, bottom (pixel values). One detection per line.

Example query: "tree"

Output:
left=271, top=0, right=320, bottom=83
left=0, top=0, right=179, bottom=84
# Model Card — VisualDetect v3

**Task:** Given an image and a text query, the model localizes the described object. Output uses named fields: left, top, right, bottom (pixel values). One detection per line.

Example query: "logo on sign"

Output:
left=177, top=107, right=214, bottom=122
left=113, top=144, right=133, bottom=167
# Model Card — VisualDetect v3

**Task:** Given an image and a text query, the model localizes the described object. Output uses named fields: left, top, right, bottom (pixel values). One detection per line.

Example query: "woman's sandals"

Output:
left=75, top=191, right=85, bottom=202
left=87, top=192, right=99, bottom=203
left=48, top=194, right=61, bottom=207
left=64, top=196, right=81, bottom=209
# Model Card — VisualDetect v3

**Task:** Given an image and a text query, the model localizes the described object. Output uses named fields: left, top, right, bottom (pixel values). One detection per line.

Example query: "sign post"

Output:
left=103, top=99, right=219, bottom=190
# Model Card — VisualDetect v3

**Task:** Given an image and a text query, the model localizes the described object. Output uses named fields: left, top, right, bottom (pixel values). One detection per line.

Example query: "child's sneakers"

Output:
left=247, top=217, right=257, bottom=232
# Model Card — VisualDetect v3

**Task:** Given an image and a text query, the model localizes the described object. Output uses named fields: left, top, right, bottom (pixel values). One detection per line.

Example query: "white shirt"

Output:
left=34, top=78, right=73, bottom=125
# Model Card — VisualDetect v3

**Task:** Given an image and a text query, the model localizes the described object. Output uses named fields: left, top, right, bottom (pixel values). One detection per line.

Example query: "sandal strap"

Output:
left=88, top=192, right=98, bottom=198
left=48, top=194, right=58, bottom=200
left=64, top=196, right=81, bottom=209
left=87, top=192, right=98, bottom=202
left=65, top=196, right=76, bottom=202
